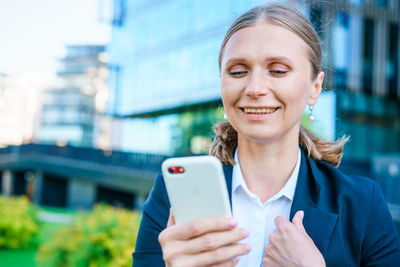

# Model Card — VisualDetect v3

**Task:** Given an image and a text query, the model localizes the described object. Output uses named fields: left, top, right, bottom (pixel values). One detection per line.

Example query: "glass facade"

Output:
left=39, top=89, right=95, bottom=146
left=375, top=0, right=388, bottom=8
left=362, top=18, right=374, bottom=95
left=333, top=12, right=350, bottom=90
left=388, top=23, right=399, bottom=98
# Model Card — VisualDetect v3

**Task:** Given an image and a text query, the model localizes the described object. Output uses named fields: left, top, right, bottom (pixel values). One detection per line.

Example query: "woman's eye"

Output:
left=270, top=70, right=287, bottom=75
left=228, top=65, right=247, bottom=77
left=229, top=70, right=247, bottom=76
left=269, top=64, right=289, bottom=76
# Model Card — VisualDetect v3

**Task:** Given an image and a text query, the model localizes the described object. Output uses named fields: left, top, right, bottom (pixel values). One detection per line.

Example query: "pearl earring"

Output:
left=223, top=113, right=228, bottom=120
left=308, top=105, right=315, bottom=121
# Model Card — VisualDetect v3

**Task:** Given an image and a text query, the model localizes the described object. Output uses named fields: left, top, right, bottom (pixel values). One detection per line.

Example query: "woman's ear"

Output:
left=308, top=71, right=324, bottom=105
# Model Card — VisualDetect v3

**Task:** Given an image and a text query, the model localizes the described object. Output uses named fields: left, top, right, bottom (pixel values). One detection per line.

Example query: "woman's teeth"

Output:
left=243, top=107, right=277, bottom=114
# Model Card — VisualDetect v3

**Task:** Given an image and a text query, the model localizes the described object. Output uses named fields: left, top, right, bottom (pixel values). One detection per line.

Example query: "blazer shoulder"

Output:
left=309, top=158, right=381, bottom=219
left=142, top=174, right=170, bottom=228
left=314, top=159, right=376, bottom=197
left=133, top=174, right=169, bottom=266
left=313, top=160, right=400, bottom=264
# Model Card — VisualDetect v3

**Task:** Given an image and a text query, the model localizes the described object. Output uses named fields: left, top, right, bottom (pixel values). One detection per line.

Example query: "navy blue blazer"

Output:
left=132, top=149, right=400, bottom=266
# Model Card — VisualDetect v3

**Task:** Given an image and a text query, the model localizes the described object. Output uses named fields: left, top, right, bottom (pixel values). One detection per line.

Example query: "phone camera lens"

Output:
left=168, top=168, right=174, bottom=174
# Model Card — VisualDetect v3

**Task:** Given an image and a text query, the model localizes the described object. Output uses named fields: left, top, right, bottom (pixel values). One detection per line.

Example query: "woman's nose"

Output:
left=245, top=70, right=269, bottom=98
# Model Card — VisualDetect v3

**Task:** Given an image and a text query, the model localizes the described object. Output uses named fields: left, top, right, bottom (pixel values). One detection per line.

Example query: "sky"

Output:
left=0, top=0, right=110, bottom=78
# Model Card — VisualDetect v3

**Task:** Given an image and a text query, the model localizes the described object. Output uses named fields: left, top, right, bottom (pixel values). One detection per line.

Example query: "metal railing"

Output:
left=0, top=144, right=169, bottom=173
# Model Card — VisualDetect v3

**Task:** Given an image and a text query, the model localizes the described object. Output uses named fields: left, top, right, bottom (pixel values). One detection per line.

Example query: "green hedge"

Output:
left=0, top=196, right=40, bottom=249
left=36, top=204, right=141, bottom=267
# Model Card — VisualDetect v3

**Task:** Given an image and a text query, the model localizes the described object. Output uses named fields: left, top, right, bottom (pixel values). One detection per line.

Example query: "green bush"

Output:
left=36, top=204, right=141, bottom=267
left=0, top=195, right=40, bottom=249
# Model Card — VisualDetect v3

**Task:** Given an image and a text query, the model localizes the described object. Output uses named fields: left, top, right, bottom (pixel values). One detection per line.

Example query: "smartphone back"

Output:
left=161, top=156, right=231, bottom=224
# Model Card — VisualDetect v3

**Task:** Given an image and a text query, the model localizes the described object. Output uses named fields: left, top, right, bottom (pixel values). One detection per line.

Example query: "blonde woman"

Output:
left=133, top=3, right=400, bottom=266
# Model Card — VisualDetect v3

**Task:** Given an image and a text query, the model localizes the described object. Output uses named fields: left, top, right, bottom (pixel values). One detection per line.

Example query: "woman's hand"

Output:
left=262, top=211, right=325, bottom=267
left=158, top=210, right=251, bottom=267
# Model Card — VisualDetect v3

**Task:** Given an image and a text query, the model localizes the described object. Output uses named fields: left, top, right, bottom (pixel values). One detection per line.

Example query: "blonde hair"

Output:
left=210, top=2, right=348, bottom=167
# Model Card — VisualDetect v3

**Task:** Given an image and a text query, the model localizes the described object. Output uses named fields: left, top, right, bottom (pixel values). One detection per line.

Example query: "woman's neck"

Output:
left=236, top=134, right=300, bottom=202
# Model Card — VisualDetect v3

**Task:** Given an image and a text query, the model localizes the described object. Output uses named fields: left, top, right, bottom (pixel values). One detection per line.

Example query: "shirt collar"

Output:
left=232, top=148, right=301, bottom=202
left=232, top=150, right=246, bottom=194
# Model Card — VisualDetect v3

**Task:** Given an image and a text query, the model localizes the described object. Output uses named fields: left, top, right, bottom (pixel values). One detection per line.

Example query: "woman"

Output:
left=133, top=3, right=400, bottom=266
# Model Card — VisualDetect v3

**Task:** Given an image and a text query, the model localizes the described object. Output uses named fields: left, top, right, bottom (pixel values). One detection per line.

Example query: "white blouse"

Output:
left=232, top=148, right=301, bottom=267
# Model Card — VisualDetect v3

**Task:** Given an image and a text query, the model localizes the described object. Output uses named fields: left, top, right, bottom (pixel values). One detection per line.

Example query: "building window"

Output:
left=388, top=23, right=399, bottom=98
left=107, top=65, right=121, bottom=115
left=112, top=0, right=126, bottom=27
left=375, top=0, right=388, bottom=8
left=333, top=12, right=350, bottom=90
left=362, top=18, right=375, bottom=95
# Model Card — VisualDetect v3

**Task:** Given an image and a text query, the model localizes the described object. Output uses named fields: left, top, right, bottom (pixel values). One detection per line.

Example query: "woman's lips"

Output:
left=240, top=107, right=279, bottom=120
left=243, top=107, right=279, bottom=114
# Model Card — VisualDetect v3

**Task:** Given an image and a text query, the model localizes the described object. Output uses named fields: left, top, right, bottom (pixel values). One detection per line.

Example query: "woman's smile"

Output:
left=240, top=106, right=280, bottom=120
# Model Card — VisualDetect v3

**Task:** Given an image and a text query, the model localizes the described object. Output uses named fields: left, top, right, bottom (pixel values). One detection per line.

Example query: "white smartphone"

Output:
left=161, top=155, right=231, bottom=225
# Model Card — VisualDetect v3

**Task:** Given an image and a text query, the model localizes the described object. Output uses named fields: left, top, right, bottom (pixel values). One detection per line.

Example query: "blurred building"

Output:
left=309, top=0, right=400, bottom=160
left=0, top=72, right=43, bottom=147
left=101, top=0, right=400, bottom=227
left=106, top=0, right=399, bottom=160
left=37, top=45, right=112, bottom=149
left=372, top=152, right=400, bottom=234
left=0, top=144, right=164, bottom=210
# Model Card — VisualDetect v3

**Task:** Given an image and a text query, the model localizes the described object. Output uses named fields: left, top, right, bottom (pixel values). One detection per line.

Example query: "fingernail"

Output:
left=242, top=229, right=249, bottom=237
left=300, top=210, right=304, bottom=218
left=229, top=218, right=238, bottom=227
left=246, top=244, right=252, bottom=252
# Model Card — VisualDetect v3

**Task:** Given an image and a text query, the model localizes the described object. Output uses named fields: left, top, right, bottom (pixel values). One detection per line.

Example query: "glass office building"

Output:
left=106, top=0, right=400, bottom=159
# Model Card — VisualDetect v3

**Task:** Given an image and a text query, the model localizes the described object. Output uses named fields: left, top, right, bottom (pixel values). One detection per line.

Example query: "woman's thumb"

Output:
left=292, top=210, right=306, bottom=232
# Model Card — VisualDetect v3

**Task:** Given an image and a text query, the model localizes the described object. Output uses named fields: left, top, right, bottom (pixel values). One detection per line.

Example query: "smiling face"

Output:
left=220, top=22, right=324, bottom=145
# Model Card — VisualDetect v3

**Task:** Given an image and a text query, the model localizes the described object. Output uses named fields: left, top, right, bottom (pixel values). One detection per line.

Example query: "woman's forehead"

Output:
left=222, top=22, right=309, bottom=65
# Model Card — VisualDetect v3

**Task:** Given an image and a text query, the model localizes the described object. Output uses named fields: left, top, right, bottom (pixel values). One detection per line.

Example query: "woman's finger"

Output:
left=208, top=256, right=241, bottom=267
left=263, top=248, right=287, bottom=267
left=262, top=256, right=280, bottom=267
left=263, top=243, right=280, bottom=263
left=183, top=227, right=249, bottom=254
left=161, top=227, right=248, bottom=262
left=191, top=243, right=250, bottom=266
left=292, top=210, right=306, bottom=233
left=163, top=216, right=238, bottom=241
left=274, top=215, right=291, bottom=231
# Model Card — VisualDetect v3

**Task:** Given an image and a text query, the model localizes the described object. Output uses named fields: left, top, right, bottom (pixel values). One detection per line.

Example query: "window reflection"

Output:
left=388, top=23, right=399, bottom=98
left=333, top=12, right=350, bottom=90
left=362, top=18, right=374, bottom=95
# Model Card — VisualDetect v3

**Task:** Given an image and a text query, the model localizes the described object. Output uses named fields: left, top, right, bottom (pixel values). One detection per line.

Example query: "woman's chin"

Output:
left=238, top=130, right=281, bottom=144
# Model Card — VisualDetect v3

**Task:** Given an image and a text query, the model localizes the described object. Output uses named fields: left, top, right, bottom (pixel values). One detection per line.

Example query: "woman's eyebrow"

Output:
left=265, top=56, right=293, bottom=64
left=224, top=57, right=248, bottom=67
left=224, top=56, right=294, bottom=67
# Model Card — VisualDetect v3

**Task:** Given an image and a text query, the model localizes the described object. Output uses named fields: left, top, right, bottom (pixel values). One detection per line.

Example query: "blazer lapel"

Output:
left=223, top=164, right=233, bottom=208
left=290, top=149, right=338, bottom=256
